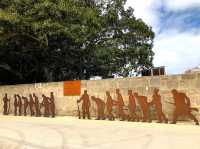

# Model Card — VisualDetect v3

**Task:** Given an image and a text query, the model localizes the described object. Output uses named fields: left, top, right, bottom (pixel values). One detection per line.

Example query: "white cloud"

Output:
left=125, top=0, right=161, bottom=32
left=126, top=0, right=200, bottom=74
left=165, top=0, right=200, bottom=11
left=153, top=31, right=200, bottom=74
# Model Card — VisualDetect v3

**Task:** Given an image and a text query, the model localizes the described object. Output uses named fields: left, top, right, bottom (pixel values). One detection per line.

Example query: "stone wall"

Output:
left=1, top=73, right=200, bottom=119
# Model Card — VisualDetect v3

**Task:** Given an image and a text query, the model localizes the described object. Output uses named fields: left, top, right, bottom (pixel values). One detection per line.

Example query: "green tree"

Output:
left=0, top=0, right=154, bottom=84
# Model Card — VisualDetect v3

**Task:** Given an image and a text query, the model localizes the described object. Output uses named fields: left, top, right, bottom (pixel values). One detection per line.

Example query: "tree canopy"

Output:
left=0, top=0, right=154, bottom=84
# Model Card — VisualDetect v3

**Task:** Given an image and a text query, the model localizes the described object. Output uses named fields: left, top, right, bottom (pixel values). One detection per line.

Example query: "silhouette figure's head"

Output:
left=134, top=92, right=138, bottom=97
left=5, top=93, right=7, bottom=96
left=154, top=88, right=159, bottom=94
left=116, top=89, right=120, bottom=94
left=91, top=96, right=95, bottom=100
left=171, top=89, right=178, bottom=95
left=106, top=91, right=110, bottom=96
left=128, top=90, right=132, bottom=95
left=84, top=90, right=87, bottom=94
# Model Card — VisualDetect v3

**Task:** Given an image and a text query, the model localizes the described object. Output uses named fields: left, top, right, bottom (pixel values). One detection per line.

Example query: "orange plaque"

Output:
left=64, top=81, right=81, bottom=96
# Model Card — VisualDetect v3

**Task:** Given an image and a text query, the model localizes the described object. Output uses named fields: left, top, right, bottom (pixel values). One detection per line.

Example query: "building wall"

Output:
left=0, top=73, right=200, bottom=120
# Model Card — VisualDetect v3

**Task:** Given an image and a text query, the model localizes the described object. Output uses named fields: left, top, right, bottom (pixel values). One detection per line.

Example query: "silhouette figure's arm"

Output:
left=77, top=96, right=83, bottom=103
left=47, top=98, right=52, bottom=103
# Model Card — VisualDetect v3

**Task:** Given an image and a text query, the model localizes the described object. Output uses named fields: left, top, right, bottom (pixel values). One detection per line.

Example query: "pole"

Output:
left=77, top=100, right=81, bottom=119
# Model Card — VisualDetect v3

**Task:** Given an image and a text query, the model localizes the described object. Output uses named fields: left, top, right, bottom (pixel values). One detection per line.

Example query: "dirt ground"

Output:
left=0, top=115, right=200, bottom=149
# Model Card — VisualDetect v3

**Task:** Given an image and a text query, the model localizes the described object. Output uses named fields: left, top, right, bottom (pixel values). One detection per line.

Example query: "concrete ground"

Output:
left=0, top=116, right=200, bottom=149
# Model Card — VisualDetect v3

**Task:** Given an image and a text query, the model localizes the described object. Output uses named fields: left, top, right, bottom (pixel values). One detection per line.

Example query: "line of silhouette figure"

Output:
left=2, top=92, right=55, bottom=118
left=77, top=89, right=199, bottom=125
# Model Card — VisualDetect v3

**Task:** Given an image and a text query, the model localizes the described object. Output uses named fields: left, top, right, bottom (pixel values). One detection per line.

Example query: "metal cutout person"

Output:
left=116, top=89, right=126, bottom=121
left=22, top=96, right=29, bottom=116
left=149, top=88, right=168, bottom=123
left=134, top=92, right=152, bottom=122
left=49, top=92, right=55, bottom=118
left=171, top=89, right=199, bottom=125
left=29, top=94, right=35, bottom=116
left=3, top=93, right=10, bottom=115
left=106, top=91, right=115, bottom=120
left=16, top=94, right=22, bottom=116
left=91, top=96, right=105, bottom=120
left=128, top=90, right=139, bottom=121
left=33, top=93, right=41, bottom=117
left=14, top=94, right=18, bottom=116
left=77, top=90, right=91, bottom=119
left=42, top=94, right=50, bottom=117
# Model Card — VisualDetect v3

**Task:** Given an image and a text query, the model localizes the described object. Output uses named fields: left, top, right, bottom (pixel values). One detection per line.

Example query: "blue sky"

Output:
left=126, top=0, right=200, bottom=74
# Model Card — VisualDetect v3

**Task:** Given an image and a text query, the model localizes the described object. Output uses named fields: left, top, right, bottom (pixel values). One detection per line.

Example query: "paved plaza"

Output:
left=0, top=115, right=200, bottom=149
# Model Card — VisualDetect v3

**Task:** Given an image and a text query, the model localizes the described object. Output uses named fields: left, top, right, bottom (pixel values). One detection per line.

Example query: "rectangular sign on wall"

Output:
left=64, top=80, right=81, bottom=96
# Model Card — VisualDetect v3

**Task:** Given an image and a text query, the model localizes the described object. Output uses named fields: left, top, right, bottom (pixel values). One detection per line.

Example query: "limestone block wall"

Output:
left=0, top=73, right=200, bottom=120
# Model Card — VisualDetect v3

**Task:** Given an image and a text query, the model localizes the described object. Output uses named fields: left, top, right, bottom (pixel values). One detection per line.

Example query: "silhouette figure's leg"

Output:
left=156, top=110, right=162, bottom=123
left=108, top=108, right=114, bottom=120
left=188, top=112, right=199, bottom=125
left=161, top=111, right=168, bottom=123
left=52, top=107, right=55, bottom=117
left=86, top=106, right=90, bottom=119
left=47, top=108, right=50, bottom=117
left=19, top=106, right=21, bottom=116
left=82, top=105, right=85, bottom=119
left=3, top=106, right=7, bottom=115
left=119, top=106, right=125, bottom=121
left=108, top=110, right=112, bottom=120
left=44, top=108, right=47, bottom=117
left=135, top=112, right=139, bottom=121
left=117, top=106, right=121, bottom=119
left=14, top=107, right=17, bottom=116
left=142, top=109, right=147, bottom=122
left=101, top=105, right=105, bottom=120
left=30, top=106, right=35, bottom=116
left=39, top=108, right=41, bottom=116
left=24, top=105, right=26, bottom=116
left=36, top=108, right=39, bottom=117
left=171, top=110, right=178, bottom=124
left=99, top=108, right=102, bottom=120
left=96, top=107, right=100, bottom=120
left=99, top=106, right=103, bottom=120
left=147, top=111, right=152, bottom=123
left=128, top=112, right=132, bottom=121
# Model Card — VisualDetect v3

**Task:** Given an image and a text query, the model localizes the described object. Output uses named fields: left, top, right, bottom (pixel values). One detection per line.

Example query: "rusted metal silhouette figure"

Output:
left=29, top=94, right=35, bottom=116
left=49, top=92, right=55, bottom=117
left=3, top=93, right=10, bottom=115
left=14, top=94, right=18, bottom=116
left=33, top=93, right=41, bottom=117
left=42, top=94, right=50, bottom=117
left=22, top=96, right=29, bottom=116
left=134, top=92, right=151, bottom=122
left=171, top=89, right=199, bottom=125
left=149, top=88, right=168, bottom=123
left=91, top=96, right=105, bottom=120
left=16, top=94, right=22, bottom=116
left=116, top=89, right=126, bottom=121
left=128, top=90, right=139, bottom=121
left=106, top=91, right=115, bottom=120
left=77, top=90, right=90, bottom=119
